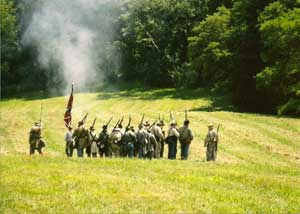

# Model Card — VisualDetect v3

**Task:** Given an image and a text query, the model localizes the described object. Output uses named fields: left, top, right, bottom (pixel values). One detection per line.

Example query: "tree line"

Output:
left=1, top=0, right=300, bottom=115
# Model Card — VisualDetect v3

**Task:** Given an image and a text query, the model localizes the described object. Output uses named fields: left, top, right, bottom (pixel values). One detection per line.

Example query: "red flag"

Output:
left=64, top=84, right=74, bottom=127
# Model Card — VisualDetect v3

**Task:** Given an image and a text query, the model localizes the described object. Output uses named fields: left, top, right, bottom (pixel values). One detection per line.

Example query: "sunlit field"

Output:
left=0, top=88, right=299, bottom=213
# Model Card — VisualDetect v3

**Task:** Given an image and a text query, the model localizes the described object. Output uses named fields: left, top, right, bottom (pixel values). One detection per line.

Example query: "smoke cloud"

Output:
left=22, top=0, right=120, bottom=93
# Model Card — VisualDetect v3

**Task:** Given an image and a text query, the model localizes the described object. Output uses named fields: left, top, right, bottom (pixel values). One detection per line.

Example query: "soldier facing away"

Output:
left=204, top=123, right=219, bottom=161
left=179, top=120, right=194, bottom=160
left=89, top=126, right=98, bottom=158
left=65, top=126, right=74, bottom=157
left=122, top=126, right=137, bottom=158
left=29, top=122, right=46, bottom=155
left=109, top=124, right=124, bottom=157
left=151, top=121, right=164, bottom=158
left=166, top=122, right=179, bottom=160
left=98, top=125, right=110, bottom=157
left=73, top=121, right=89, bottom=158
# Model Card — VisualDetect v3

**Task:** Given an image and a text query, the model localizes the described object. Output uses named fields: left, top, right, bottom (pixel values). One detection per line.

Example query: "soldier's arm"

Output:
left=189, top=129, right=194, bottom=141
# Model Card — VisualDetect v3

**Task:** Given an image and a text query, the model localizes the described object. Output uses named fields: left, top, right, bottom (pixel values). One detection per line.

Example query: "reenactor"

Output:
left=98, top=125, right=110, bottom=157
left=122, top=126, right=137, bottom=158
left=151, top=121, right=164, bottom=158
left=109, top=123, right=124, bottom=157
left=73, top=121, right=89, bottom=158
left=166, top=121, right=179, bottom=160
left=65, top=125, right=74, bottom=157
left=145, top=128, right=157, bottom=160
left=136, top=124, right=148, bottom=158
left=204, top=123, right=219, bottom=161
left=29, top=122, right=46, bottom=155
left=89, top=126, right=98, bottom=158
left=179, top=120, right=194, bottom=160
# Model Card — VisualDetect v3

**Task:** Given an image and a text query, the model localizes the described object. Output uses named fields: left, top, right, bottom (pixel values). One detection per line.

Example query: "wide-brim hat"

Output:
left=208, top=123, right=214, bottom=127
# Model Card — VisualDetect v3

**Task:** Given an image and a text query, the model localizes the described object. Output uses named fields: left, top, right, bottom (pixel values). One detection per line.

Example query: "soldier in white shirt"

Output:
left=65, top=126, right=74, bottom=157
left=166, top=122, right=180, bottom=160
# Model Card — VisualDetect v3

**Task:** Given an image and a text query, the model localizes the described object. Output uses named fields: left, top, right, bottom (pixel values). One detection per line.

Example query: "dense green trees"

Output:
left=1, top=0, right=299, bottom=114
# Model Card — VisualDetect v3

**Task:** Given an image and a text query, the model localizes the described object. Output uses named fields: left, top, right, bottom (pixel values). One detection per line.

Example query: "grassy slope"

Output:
left=0, top=88, right=299, bottom=213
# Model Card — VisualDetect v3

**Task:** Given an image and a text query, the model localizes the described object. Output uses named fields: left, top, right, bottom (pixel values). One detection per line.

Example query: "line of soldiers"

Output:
left=62, top=117, right=219, bottom=161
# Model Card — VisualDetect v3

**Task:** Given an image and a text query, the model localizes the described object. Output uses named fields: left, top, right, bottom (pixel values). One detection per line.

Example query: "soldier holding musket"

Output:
left=204, top=123, right=219, bottom=161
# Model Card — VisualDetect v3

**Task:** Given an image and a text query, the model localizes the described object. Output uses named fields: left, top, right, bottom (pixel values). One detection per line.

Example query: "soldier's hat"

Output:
left=34, top=121, right=40, bottom=126
left=144, top=121, right=150, bottom=127
left=170, top=120, right=177, bottom=126
left=102, top=125, right=108, bottom=129
left=90, top=126, right=95, bottom=130
left=158, top=120, right=165, bottom=126
left=184, top=120, right=190, bottom=125
left=208, top=123, right=214, bottom=127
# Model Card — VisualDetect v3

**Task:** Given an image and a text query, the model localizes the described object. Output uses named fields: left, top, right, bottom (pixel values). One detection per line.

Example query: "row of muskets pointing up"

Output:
left=29, top=84, right=220, bottom=161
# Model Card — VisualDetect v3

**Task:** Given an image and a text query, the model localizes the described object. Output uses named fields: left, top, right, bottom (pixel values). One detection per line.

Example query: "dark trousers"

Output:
left=65, top=141, right=74, bottom=157
left=86, top=146, right=91, bottom=157
left=77, top=148, right=84, bottom=158
left=160, top=141, right=164, bottom=158
left=127, top=143, right=134, bottom=158
left=168, top=142, right=177, bottom=160
left=180, top=143, right=190, bottom=160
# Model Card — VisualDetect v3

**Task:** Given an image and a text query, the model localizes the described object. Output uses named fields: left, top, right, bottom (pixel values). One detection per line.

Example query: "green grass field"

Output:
left=0, top=87, right=299, bottom=213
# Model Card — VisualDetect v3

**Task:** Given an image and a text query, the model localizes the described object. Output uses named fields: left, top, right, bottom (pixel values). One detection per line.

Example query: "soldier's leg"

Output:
left=180, top=143, right=184, bottom=160
left=65, top=142, right=70, bottom=157
left=30, top=144, right=35, bottom=155
left=155, top=141, right=161, bottom=159
left=184, top=143, right=190, bottom=160
left=168, top=143, right=171, bottom=159
left=127, top=143, right=134, bottom=158
left=160, top=141, right=164, bottom=158
left=174, top=142, right=177, bottom=159
left=69, top=142, right=74, bottom=157
left=86, top=146, right=91, bottom=158
left=212, top=144, right=217, bottom=161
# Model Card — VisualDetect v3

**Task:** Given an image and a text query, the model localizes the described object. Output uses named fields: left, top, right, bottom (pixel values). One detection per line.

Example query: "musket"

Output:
left=170, top=111, right=175, bottom=122
left=215, top=124, right=221, bottom=151
left=81, top=113, right=89, bottom=124
left=106, top=117, right=113, bottom=127
left=113, top=119, right=120, bottom=131
left=39, top=103, right=43, bottom=127
left=147, top=120, right=157, bottom=132
left=126, top=115, right=132, bottom=128
left=119, top=116, right=124, bottom=126
left=91, top=117, right=97, bottom=129
left=185, top=110, right=188, bottom=121
left=139, top=114, right=145, bottom=127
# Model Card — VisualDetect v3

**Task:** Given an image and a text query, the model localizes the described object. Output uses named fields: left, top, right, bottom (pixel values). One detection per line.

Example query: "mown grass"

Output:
left=0, top=87, right=299, bottom=213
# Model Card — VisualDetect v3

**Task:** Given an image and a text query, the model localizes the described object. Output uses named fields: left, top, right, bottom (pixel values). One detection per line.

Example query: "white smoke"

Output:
left=22, top=0, right=120, bottom=93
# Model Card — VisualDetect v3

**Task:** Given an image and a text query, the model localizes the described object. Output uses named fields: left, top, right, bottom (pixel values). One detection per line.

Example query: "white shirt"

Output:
left=65, top=130, right=73, bottom=142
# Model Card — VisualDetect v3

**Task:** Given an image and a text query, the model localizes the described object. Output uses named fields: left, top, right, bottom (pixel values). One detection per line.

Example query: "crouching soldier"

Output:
left=65, top=126, right=74, bottom=157
left=204, top=123, right=219, bottom=161
left=29, top=122, right=46, bottom=155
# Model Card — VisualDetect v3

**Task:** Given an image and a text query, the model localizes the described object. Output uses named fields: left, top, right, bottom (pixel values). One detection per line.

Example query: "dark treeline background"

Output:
left=1, top=0, right=300, bottom=115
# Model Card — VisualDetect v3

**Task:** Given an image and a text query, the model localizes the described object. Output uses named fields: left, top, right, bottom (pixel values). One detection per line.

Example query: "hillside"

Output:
left=0, top=88, right=299, bottom=213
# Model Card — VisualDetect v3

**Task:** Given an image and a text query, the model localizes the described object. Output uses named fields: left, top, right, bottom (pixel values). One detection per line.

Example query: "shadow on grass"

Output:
left=96, top=86, right=236, bottom=112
